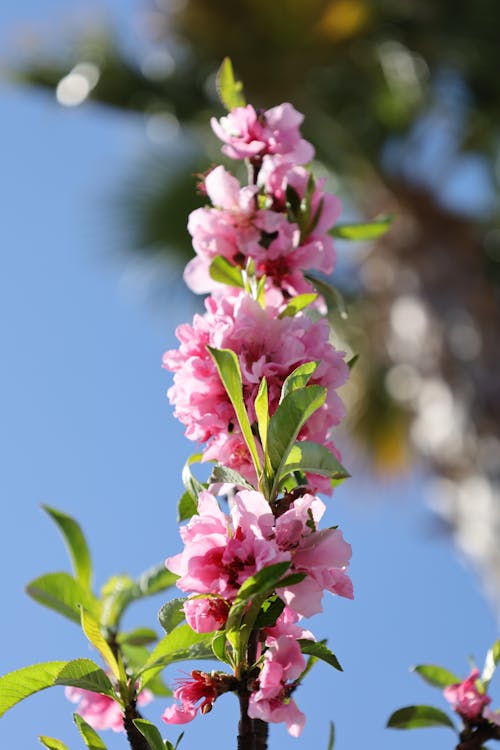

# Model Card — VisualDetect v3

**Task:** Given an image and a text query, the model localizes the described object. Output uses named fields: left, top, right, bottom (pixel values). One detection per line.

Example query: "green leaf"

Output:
left=330, top=215, right=393, bottom=240
left=164, top=731, right=184, bottom=750
left=116, top=628, right=158, bottom=647
left=0, top=661, right=67, bottom=717
left=100, top=575, right=136, bottom=629
left=173, top=731, right=184, bottom=750
left=275, top=572, right=307, bottom=588
left=331, top=476, right=348, bottom=489
left=267, top=385, right=326, bottom=499
left=133, top=719, right=165, bottom=750
left=245, top=257, right=256, bottom=276
left=226, top=563, right=291, bottom=635
left=327, top=721, right=335, bottom=750
left=209, top=464, right=255, bottom=490
left=54, top=659, right=115, bottom=698
left=278, top=294, right=318, bottom=318
left=80, top=608, right=120, bottom=681
left=482, top=640, right=500, bottom=687
left=158, top=598, right=187, bottom=634
left=281, top=441, right=350, bottom=482
left=177, top=490, right=198, bottom=522
left=225, top=566, right=292, bottom=662
left=42, top=505, right=92, bottom=589
left=26, top=572, right=101, bottom=624
left=137, top=564, right=178, bottom=598
left=138, top=625, right=214, bottom=687
left=0, top=659, right=115, bottom=718
left=39, top=737, right=70, bottom=750
left=412, top=665, right=461, bottom=689
left=101, top=566, right=178, bottom=629
left=235, top=562, right=291, bottom=603
left=216, top=57, right=246, bottom=111
left=256, top=275, right=266, bottom=307
left=387, top=705, right=455, bottom=730
left=303, top=173, right=316, bottom=220
left=286, top=174, right=322, bottom=241
left=254, top=596, right=285, bottom=629
left=298, top=641, right=342, bottom=672
left=207, top=347, right=261, bottom=476
left=347, top=354, right=359, bottom=370
left=211, top=631, right=229, bottom=663
left=304, top=275, right=348, bottom=321
left=209, top=257, right=244, bottom=288
left=280, top=361, right=319, bottom=404
left=254, top=377, right=270, bottom=457
left=181, top=453, right=205, bottom=503
left=303, top=198, right=324, bottom=240
left=74, top=713, right=108, bottom=750
left=119, top=643, right=150, bottom=669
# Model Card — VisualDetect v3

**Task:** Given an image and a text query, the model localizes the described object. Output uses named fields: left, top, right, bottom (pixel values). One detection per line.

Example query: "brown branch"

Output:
left=236, top=630, right=269, bottom=750
left=123, top=703, right=152, bottom=750
left=237, top=688, right=254, bottom=750
left=455, top=718, right=500, bottom=749
left=254, top=717, right=268, bottom=750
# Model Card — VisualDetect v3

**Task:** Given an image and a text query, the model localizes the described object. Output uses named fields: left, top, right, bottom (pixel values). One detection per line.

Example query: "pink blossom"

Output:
left=248, top=694, right=306, bottom=737
left=282, top=527, right=353, bottom=616
left=262, top=635, right=306, bottom=685
left=65, top=686, right=152, bottom=732
left=162, top=671, right=224, bottom=725
left=248, top=218, right=317, bottom=299
left=273, top=494, right=353, bottom=617
left=183, top=596, right=230, bottom=633
left=163, top=291, right=348, bottom=490
left=166, top=489, right=289, bottom=600
left=248, top=634, right=306, bottom=736
left=184, top=165, right=276, bottom=294
left=167, top=489, right=352, bottom=621
left=443, top=669, right=491, bottom=720
left=211, top=104, right=314, bottom=164
left=274, top=492, right=327, bottom=550
left=203, top=432, right=259, bottom=485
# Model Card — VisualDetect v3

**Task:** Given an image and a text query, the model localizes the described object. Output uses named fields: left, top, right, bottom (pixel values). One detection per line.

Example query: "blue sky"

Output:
left=0, top=3, right=498, bottom=750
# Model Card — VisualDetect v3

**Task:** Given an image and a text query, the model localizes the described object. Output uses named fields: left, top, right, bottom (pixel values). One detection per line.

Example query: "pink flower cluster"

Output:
left=162, top=489, right=352, bottom=734
left=443, top=669, right=500, bottom=726
left=168, top=490, right=352, bottom=621
left=211, top=103, right=314, bottom=163
left=185, top=165, right=340, bottom=299
left=247, top=608, right=311, bottom=735
left=162, top=99, right=352, bottom=738
left=163, top=290, right=348, bottom=491
left=65, top=686, right=152, bottom=732
left=184, top=102, right=341, bottom=299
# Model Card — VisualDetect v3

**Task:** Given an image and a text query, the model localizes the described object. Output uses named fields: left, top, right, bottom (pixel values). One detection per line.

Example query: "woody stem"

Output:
left=236, top=630, right=268, bottom=750
left=123, top=703, right=151, bottom=750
